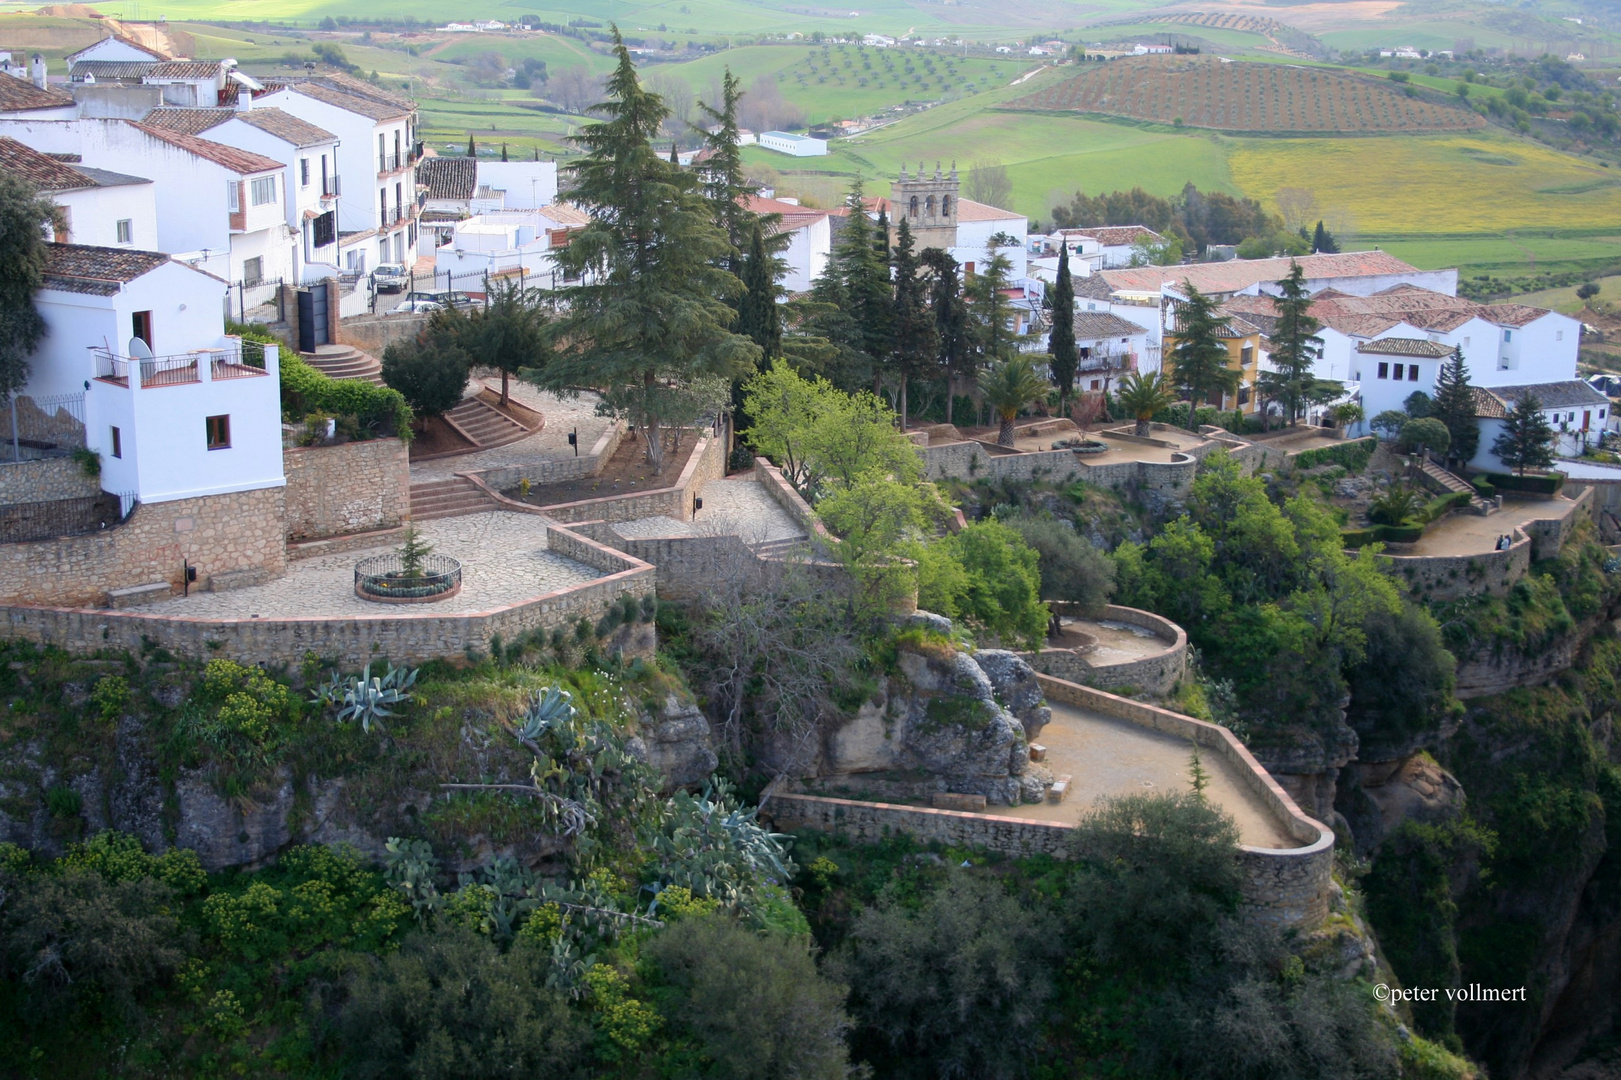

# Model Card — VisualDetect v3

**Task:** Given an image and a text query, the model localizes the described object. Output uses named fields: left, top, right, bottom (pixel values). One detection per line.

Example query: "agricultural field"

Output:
left=1013, top=55, right=1486, bottom=134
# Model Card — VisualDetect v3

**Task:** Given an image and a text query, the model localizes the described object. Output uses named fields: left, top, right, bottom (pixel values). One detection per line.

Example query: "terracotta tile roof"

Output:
left=1470, top=386, right=1508, bottom=419
left=131, top=122, right=283, bottom=174
left=141, top=107, right=233, bottom=134
left=955, top=197, right=1023, bottom=221
left=308, top=71, right=415, bottom=112
left=1073, top=273, right=1115, bottom=301
left=42, top=243, right=169, bottom=295
left=1072, top=311, right=1147, bottom=339
left=1062, top=225, right=1162, bottom=247
left=69, top=60, right=158, bottom=81
left=742, top=194, right=829, bottom=232
left=147, top=61, right=223, bottom=79
left=231, top=107, right=335, bottom=147
left=1487, top=303, right=1554, bottom=328
left=0, top=137, right=95, bottom=191
left=417, top=156, right=476, bottom=200
left=1356, top=337, right=1455, bottom=358
left=538, top=202, right=591, bottom=226
left=0, top=72, right=74, bottom=112
left=270, top=76, right=412, bottom=121
left=1489, top=380, right=1609, bottom=411
left=1101, top=251, right=1423, bottom=296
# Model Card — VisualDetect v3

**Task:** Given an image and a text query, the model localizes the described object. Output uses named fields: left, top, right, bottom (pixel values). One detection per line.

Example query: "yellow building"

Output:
left=1161, top=312, right=1264, bottom=416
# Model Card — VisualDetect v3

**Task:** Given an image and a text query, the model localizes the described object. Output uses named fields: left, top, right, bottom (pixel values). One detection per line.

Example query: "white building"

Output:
left=476, top=160, right=559, bottom=209
left=758, top=130, right=828, bottom=157
left=63, top=36, right=167, bottom=67
left=33, top=244, right=283, bottom=504
left=432, top=203, right=592, bottom=293
left=1101, top=250, right=1459, bottom=300
left=1053, top=225, right=1165, bottom=268
left=1071, top=310, right=1152, bottom=393
left=0, top=136, right=155, bottom=249
left=1469, top=381, right=1612, bottom=470
left=204, top=106, right=341, bottom=283
left=255, top=73, right=419, bottom=272
left=745, top=194, right=831, bottom=293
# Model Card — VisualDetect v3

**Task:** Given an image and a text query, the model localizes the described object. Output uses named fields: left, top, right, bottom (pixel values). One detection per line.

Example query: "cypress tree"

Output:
left=922, top=247, right=970, bottom=425
left=1047, top=241, right=1078, bottom=417
left=466, top=134, right=476, bottom=157
left=544, top=27, right=759, bottom=469
left=809, top=180, right=892, bottom=392
left=889, top=217, right=937, bottom=431
left=1430, top=346, right=1480, bottom=467
left=1312, top=220, right=1339, bottom=254
left=737, top=219, right=782, bottom=359
left=501, top=142, right=509, bottom=162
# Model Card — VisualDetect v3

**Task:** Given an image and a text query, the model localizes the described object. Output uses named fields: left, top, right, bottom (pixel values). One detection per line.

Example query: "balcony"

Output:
left=92, top=340, right=269, bottom=389
left=322, top=175, right=341, bottom=198
left=377, top=152, right=403, bottom=176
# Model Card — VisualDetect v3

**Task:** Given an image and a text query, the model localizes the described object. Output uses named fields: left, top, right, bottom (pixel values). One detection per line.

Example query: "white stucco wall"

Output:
left=55, top=180, right=156, bottom=249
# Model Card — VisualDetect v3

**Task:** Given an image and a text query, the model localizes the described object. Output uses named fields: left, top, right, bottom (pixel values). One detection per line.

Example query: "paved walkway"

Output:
left=981, top=701, right=1300, bottom=849
left=142, top=512, right=602, bottom=618
left=410, top=379, right=613, bottom=482
left=1406, top=496, right=1579, bottom=557
left=613, top=479, right=806, bottom=544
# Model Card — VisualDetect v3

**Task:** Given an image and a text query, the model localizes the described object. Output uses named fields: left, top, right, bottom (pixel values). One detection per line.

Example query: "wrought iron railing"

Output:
left=0, top=491, right=135, bottom=543
left=355, top=553, right=462, bottom=601
left=93, top=341, right=267, bottom=387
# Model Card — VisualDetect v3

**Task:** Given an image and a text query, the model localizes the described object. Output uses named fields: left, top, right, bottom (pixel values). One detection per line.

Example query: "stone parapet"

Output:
left=475, top=421, right=627, bottom=490
left=0, top=457, right=100, bottom=504
left=1023, top=603, right=1187, bottom=697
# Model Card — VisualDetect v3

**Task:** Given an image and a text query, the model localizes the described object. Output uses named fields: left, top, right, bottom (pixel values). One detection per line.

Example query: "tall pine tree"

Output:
left=1430, top=346, right=1480, bottom=467
left=1492, top=393, right=1556, bottom=475
left=1167, top=281, right=1239, bottom=429
left=696, top=69, right=774, bottom=269
left=922, top=247, right=971, bottom=425
left=808, top=180, right=893, bottom=392
left=889, top=217, right=938, bottom=431
left=1256, top=261, right=1323, bottom=426
left=544, top=27, right=759, bottom=469
left=1047, top=241, right=1078, bottom=418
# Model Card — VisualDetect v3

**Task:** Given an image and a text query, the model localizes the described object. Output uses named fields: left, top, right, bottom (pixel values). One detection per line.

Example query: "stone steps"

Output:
left=408, top=477, right=497, bottom=521
left=301, top=344, right=384, bottom=386
left=753, top=536, right=811, bottom=559
left=1419, top=459, right=1474, bottom=497
left=443, top=397, right=529, bottom=449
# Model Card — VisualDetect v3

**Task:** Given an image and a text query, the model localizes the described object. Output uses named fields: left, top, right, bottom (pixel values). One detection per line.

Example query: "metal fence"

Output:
left=0, top=490, right=134, bottom=543
left=0, top=392, right=86, bottom=460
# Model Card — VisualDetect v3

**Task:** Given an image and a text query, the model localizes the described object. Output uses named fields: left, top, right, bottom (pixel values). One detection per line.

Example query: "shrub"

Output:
left=1472, top=477, right=1496, bottom=499
left=1482, top=470, right=1564, bottom=495
left=381, top=336, right=470, bottom=419
left=1418, top=489, right=1472, bottom=524
left=931, top=519, right=1048, bottom=650
left=646, top=915, right=853, bottom=1080
left=1006, top=515, right=1116, bottom=613
left=1292, top=437, right=1374, bottom=472
left=280, top=352, right=413, bottom=440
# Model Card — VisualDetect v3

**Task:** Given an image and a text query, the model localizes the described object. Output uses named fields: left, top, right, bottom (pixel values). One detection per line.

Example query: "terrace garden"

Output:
left=1013, top=55, right=1486, bottom=135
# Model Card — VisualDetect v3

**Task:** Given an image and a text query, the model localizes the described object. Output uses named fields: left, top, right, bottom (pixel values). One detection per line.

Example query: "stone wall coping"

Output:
left=287, top=525, right=406, bottom=560
left=282, top=436, right=408, bottom=461
left=770, top=791, right=1066, bottom=832
left=1032, top=672, right=1332, bottom=855
left=474, top=434, right=715, bottom=523
left=751, top=457, right=833, bottom=541
left=1376, top=525, right=1530, bottom=565
left=1048, top=602, right=1186, bottom=662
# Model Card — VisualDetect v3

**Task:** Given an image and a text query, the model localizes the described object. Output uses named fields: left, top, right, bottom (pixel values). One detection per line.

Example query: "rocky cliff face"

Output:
left=810, top=645, right=1052, bottom=805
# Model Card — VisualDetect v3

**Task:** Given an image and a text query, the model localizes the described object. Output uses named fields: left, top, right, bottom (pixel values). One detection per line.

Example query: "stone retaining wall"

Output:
left=587, top=527, right=849, bottom=603
left=1525, top=487, right=1591, bottom=559
left=1565, top=475, right=1621, bottom=543
left=1380, top=529, right=1533, bottom=602
left=335, top=310, right=427, bottom=358
left=0, top=486, right=288, bottom=607
left=0, top=457, right=101, bottom=504
left=1023, top=603, right=1187, bottom=696
left=752, top=457, right=832, bottom=540
left=0, top=523, right=654, bottom=668
left=475, top=422, right=627, bottom=490
left=525, top=434, right=723, bottom=525
left=919, top=439, right=1200, bottom=497
left=283, top=438, right=410, bottom=541
left=768, top=676, right=1333, bottom=930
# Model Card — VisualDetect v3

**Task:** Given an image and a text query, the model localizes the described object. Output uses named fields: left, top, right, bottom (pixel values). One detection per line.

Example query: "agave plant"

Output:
left=322, top=663, right=419, bottom=733
left=515, top=685, right=577, bottom=744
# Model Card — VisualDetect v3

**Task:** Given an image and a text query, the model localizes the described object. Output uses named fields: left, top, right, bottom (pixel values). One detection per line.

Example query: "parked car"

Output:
left=372, top=264, right=410, bottom=293
left=393, top=290, right=474, bottom=314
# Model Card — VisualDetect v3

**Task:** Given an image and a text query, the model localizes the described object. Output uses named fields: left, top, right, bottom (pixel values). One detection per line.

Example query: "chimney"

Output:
left=238, top=89, right=252, bottom=112
left=30, top=54, right=45, bottom=90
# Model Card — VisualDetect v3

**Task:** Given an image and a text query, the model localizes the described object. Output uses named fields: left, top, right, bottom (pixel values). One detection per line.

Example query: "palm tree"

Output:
left=978, top=357, right=1047, bottom=446
left=1115, top=370, right=1176, bottom=437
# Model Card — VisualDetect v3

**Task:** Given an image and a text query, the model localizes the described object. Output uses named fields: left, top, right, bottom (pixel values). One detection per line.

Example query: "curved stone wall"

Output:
left=1024, top=603, right=1188, bottom=697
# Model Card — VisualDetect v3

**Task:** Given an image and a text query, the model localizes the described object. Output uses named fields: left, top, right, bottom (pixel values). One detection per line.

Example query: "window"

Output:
left=940, top=195, right=951, bottom=217
left=1409, top=364, right=1420, bottom=381
left=109, top=426, right=120, bottom=459
left=242, top=256, right=263, bottom=286
left=1603, top=409, right=1608, bottom=419
left=963, top=261, right=974, bottom=276
left=1504, top=330, right=1513, bottom=342
left=925, top=195, right=935, bottom=216
left=131, top=310, right=152, bottom=349
left=1377, top=362, right=1389, bottom=380
left=115, top=218, right=131, bottom=244
left=378, top=133, right=386, bottom=172
left=205, top=415, right=230, bottom=450
left=300, top=157, right=310, bottom=187
left=1463, top=336, right=1470, bottom=347
left=320, top=154, right=330, bottom=195
left=227, top=181, right=239, bottom=212
left=1557, top=330, right=1564, bottom=341
left=909, top=195, right=918, bottom=217
left=1089, top=379, right=1100, bottom=390
left=249, top=176, right=276, bottom=206
left=312, top=210, right=335, bottom=248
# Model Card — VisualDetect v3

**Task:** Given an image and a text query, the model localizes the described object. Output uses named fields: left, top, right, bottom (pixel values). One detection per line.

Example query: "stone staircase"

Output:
left=443, top=397, right=530, bottom=450
left=300, top=343, right=384, bottom=386
left=752, top=536, right=812, bottom=560
left=408, top=476, right=498, bottom=521
left=1418, top=459, right=1497, bottom=515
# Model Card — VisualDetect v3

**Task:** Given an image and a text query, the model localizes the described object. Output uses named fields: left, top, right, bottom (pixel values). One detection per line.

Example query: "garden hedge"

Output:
left=1294, top=437, right=1376, bottom=474
left=1419, top=490, right=1473, bottom=524
left=1481, top=471, right=1565, bottom=495
left=281, top=353, right=414, bottom=441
